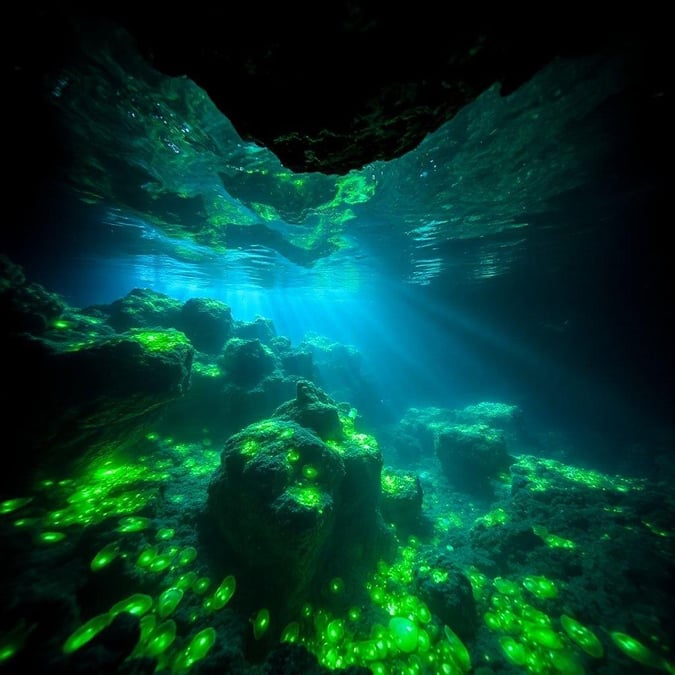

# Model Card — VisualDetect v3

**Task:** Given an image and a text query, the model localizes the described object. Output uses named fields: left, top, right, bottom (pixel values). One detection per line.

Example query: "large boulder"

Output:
left=207, top=419, right=346, bottom=616
left=99, top=288, right=182, bottom=332
left=220, top=337, right=278, bottom=387
left=436, top=423, right=514, bottom=496
left=380, top=468, right=424, bottom=531
left=206, top=385, right=388, bottom=624
left=178, top=297, right=233, bottom=353
left=273, top=380, right=344, bottom=442
left=5, top=326, right=193, bottom=490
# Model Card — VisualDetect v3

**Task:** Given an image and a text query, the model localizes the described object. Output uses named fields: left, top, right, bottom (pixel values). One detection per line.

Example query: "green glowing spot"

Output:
left=128, top=329, right=191, bottom=353
left=389, top=617, right=418, bottom=654
left=430, top=568, right=448, bottom=584
left=0, top=621, right=34, bottom=662
left=38, top=531, right=65, bottom=544
left=0, top=497, right=33, bottom=515
left=286, top=448, right=300, bottom=463
left=610, top=631, right=665, bottom=669
left=253, top=609, right=270, bottom=640
left=157, top=588, right=183, bottom=619
left=348, top=607, right=361, bottom=622
left=143, top=619, right=176, bottom=658
left=302, top=464, right=319, bottom=480
left=301, top=603, right=313, bottom=619
left=90, top=542, right=120, bottom=571
left=417, top=629, right=431, bottom=652
left=53, top=319, right=70, bottom=329
left=642, top=520, right=671, bottom=537
left=241, top=439, right=259, bottom=457
left=288, top=485, right=323, bottom=510
left=13, top=517, right=39, bottom=528
left=193, top=577, right=211, bottom=595
left=478, top=507, right=509, bottom=527
left=281, top=621, right=300, bottom=643
left=493, top=577, right=521, bottom=596
left=354, top=640, right=379, bottom=661
left=416, top=602, right=432, bottom=624
left=175, top=571, right=198, bottom=590
left=560, top=615, right=604, bottom=657
left=177, top=546, right=198, bottom=566
left=62, top=614, right=112, bottom=653
left=368, top=584, right=386, bottom=604
left=444, top=625, right=471, bottom=671
left=148, top=553, right=174, bottom=573
left=326, top=619, right=345, bottom=644
left=521, top=604, right=550, bottom=626
left=136, top=546, right=158, bottom=568
left=173, top=627, right=217, bottom=670
left=110, top=593, right=153, bottom=617
left=329, top=577, right=344, bottom=594
left=522, top=575, right=558, bottom=599
left=208, top=575, right=236, bottom=610
left=499, top=636, right=528, bottom=666
left=117, top=516, right=151, bottom=533
left=156, top=528, right=175, bottom=541
left=524, top=624, right=563, bottom=649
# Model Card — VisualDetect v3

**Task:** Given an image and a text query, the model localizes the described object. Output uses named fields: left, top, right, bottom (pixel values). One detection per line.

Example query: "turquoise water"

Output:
left=1, top=18, right=672, bottom=675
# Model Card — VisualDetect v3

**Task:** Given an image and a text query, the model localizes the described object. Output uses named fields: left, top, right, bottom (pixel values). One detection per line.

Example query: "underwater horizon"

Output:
left=2, top=13, right=673, bottom=675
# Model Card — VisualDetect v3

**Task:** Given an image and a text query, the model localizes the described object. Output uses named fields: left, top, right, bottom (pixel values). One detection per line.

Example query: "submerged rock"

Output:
left=207, top=419, right=346, bottom=615
left=220, top=337, right=278, bottom=387
left=98, top=288, right=182, bottom=332
left=436, top=423, right=513, bottom=496
left=178, top=297, right=233, bottom=354
left=273, top=380, right=344, bottom=442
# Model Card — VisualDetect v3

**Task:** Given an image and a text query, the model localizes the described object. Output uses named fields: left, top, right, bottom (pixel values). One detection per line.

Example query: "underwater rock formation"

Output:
left=1, top=258, right=194, bottom=489
left=206, top=383, right=387, bottom=627
left=233, top=316, right=276, bottom=345
left=380, top=468, right=424, bottom=532
left=220, top=338, right=278, bottom=388
left=207, top=418, right=346, bottom=618
left=273, top=380, right=345, bottom=442
left=98, top=288, right=183, bottom=333
left=177, top=297, right=233, bottom=354
left=436, top=423, right=514, bottom=496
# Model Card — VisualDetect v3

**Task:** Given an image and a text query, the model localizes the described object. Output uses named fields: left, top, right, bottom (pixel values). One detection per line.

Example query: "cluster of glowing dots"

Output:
left=59, top=526, right=236, bottom=671
left=516, top=456, right=645, bottom=493
left=128, top=329, right=192, bottom=353
left=609, top=630, right=674, bottom=672
left=169, top=441, right=219, bottom=478
left=483, top=576, right=598, bottom=673
left=532, top=525, right=576, bottom=550
left=381, top=473, right=417, bottom=498
left=1, top=454, right=165, bottom=543
left=476, top=507, right=509, bottom=527
left=285, top=600, right=471, bottom=674
left=284, top=539, right=471, bottom=674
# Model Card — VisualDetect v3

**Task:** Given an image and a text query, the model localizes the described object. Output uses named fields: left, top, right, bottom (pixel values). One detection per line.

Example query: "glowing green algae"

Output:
left=62, top=614, right=112, bottom=653
left=560, top=614, right=604, bottom=657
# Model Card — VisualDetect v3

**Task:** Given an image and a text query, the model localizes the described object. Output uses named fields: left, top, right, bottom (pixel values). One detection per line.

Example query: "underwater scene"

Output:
left=2, top=11, right=673, bottom=675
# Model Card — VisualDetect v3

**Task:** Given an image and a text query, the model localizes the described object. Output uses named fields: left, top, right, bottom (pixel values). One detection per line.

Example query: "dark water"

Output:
left=2, top=19, right=673, bottom=675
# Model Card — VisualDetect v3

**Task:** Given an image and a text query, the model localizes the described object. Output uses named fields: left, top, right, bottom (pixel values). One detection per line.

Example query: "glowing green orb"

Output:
left=389, top=617, right=418, bottom=654
left=157, top=588, right=183, bottom=619
left=253, top=609, right=270, bottom=640
left=62, top=614, right=112, bottom=653
left=110, top=593, right=153, bottom=617
left=560, top=615, right=603, bottom=657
